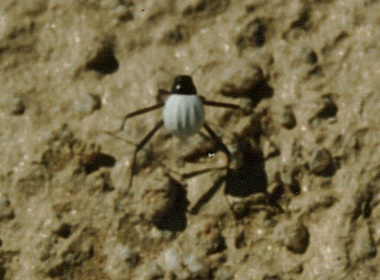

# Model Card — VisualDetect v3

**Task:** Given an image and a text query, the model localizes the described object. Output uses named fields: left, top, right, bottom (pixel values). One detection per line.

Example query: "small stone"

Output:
left=75, top=92, right=101, bottom=114
left=144, top=263, right=164, bottom=280
left=236, top=18, right=267, bottom=49
left=308, top=94, right=338, bottom=125
left=0, top=264, right=5, bottom=279
left=161, top=25, right=189, bottom=45
left=234, top=229, right=245, bottom=248
left=112, top=5, right=133, bottom=21
left=309, top=147, right=334, bottom=176
left=85, top=40, right=119, bottom=75
left=82, top=153, right=116, bottom=175
left=140, top=173, right=177, bottom=224
left=0, top=196, right=14, bottom=221
left=9, top=97, right=26, bottom=115
left=53, top=223, right=72, bottom=238
left=220, top=63, right=265, bottom=97
left=275, top=220, right=309, bottom=254
left=163, top=248, right=182, bottom=271
left=215, top=266, right=234, bottom=280
left=350, top=224, right=376, bottom=263
left=37, top=235, right=55, bottom=261
left=24, top=0, right=48, bottom=15
left=314, top=94, right=338, bottom=119
left=175, top=269, right=191, bottom=280
left=280, top=166, right=301, bottom=195
left=280, top=106, right=297, bottom=129
left=177, top=0, right=229, bottom=16
left=306, top=50, right=318, bottom=64
left=149, top=228, right=176, bottom=243
left=120, top=247, right=139, bottom=267
left=196, top=219, right=226, bottom=254
left=183, top=254, right=209, bottom=279
left=262, top=137, right=280, bottom=160
left=267, top=180, right=285, bottom=203
left=231, top=201, right=250, bottom=218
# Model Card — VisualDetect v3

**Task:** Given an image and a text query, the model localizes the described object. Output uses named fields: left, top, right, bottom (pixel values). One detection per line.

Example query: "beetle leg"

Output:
left=106, top=103, right=164, bottom=135
left=203, top=123, right=231, bottom=172
left=203, top=99, right=241, bottom=110
left=127, top=120, right=164, bottom=191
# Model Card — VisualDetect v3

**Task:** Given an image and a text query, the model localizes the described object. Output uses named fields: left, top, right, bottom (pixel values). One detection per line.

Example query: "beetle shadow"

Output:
left=188, top=136, right=270, bottom=215
left=225, top=137, right=268, bottom=197
left=154, top=176, right=189, bottom=232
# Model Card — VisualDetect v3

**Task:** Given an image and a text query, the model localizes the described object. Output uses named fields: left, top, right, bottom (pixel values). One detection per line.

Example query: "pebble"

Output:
left=314, top=94, right=338, bottom=119
left=111, top=5, right=133, bottom=22
left=219, top=62, right=265, bottom=97
left=120, top=247, right=139, bottom=267
left=280, top=166, right=301, bottom=195
left=177, top=0, right=229, bottom=16
left=308, top=94, right=338, bottom=125
left=215, top=266, right=234, bottom=280
left=236, top=18, right=267, bottom=49
left=175, top=270, right=191, bottom=280
left=196, top=220, right=226, bottom=255
left=163, top=248, right=182, bottom=271
left=144, top=263, right=164, bottom=280
left=163, top=248, right=211, bottom=279
left=183, top=254, right=209, bottom=279
left=308, top=147, right=334, bottom=175
left=280, top=106, right=297, bottom=129
left=306, top=50, right=318, bottom=64
left=140, top=173, right=177, bottom=224
left=350, top=224, right=376, bottom=263
left=0, top=196, right=14, bottom=221
left=23, top=0, right=48, bottom=15
left=9, top=97, right=26, bottom=115
left=231, top=200, right=250, bottom=218
left=75, top=92, right=101, bottom=114
left=275, top=220, right=309, bottom=254
left=53, top=223, right=72, bottom=238
left=161, top=25, right=189, bottom=45
left=267, top=179, right=285, bottom=203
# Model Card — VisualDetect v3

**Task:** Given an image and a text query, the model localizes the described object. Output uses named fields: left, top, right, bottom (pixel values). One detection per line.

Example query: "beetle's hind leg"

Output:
left=202, top=123, right=232, bottom=174
left=127, top=120, right=164, bottom=192
left=201, top=123, right=242, bottom=217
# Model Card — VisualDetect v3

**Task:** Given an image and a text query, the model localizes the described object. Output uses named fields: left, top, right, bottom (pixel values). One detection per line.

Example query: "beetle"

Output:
left=112, top=75, right=241, bottom=190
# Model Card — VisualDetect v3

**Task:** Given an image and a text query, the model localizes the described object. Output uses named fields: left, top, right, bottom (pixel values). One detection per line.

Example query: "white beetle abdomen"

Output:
left=163, top=94, right=204, bottom=139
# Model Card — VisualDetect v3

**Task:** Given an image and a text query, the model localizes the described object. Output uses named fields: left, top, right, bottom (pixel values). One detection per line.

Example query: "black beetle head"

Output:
left=171, top=75, right=197, bottom=95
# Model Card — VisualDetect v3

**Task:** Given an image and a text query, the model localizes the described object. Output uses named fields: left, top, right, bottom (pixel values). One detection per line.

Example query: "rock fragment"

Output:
left=309, top=147, right=334, bottom=176
left=275, top=220, right=309, bottom=254
left=0, top=196, right=14, bottom=221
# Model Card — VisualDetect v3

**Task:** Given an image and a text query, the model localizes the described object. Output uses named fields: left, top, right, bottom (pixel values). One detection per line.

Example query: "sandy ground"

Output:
left=0, top=0, right=380, bottom=279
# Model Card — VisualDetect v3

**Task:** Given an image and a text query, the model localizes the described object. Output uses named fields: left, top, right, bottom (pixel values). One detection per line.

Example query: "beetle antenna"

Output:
left=190, top=65, right=203, bottom=76
left=159, top=65, right=204, bottom=77
left=158, top=66, right=175, bottom=77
